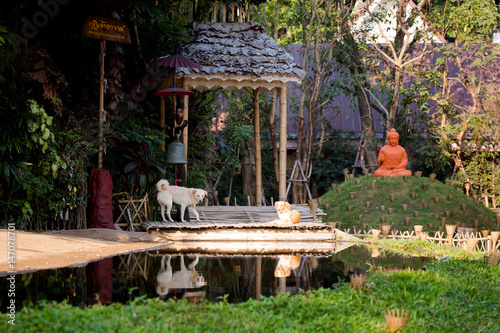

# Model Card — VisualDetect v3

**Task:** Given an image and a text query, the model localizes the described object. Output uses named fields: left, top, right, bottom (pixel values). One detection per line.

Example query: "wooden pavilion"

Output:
left=156, top=22, right=306, bottom=203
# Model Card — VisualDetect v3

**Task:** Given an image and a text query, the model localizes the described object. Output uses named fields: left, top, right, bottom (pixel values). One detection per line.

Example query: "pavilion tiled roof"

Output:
left=175, top=22, right=305, bottom=86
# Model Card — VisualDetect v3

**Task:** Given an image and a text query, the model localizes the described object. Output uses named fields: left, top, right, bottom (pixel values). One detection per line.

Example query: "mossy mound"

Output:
left=320, top=175, right=499, bottom=233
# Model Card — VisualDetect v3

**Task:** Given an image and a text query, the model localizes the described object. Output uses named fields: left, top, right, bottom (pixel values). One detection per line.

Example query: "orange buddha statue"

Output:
left=374, top=128, right=412, bottom=177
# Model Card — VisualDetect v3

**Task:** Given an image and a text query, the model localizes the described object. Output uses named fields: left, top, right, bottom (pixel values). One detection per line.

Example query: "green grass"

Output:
left=3, top=259, right=498, bottom=332
left=321, top=175, right=499, bottom=233
left=362, top=237, right=487, bottom=260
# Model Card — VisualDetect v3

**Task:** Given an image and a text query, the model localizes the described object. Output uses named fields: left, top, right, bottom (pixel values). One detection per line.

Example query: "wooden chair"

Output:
left=113, top=192, right=149, bottom=231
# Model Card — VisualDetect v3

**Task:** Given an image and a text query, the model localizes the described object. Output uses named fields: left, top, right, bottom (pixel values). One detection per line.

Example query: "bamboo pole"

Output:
left=183, top=80, right=190, bottom=181
left=279, top=277, right=286, bottom=293
left=279, top=85, right=287, bottom=201
left=255, top=257, right=262, bottom=301
left=246, top=0, right=250, bottom=22
left=98, top=40, right=106, bottom=168
left=213, top=0, right=217, bottom=22
left=254, top=88, right=262, bottom=206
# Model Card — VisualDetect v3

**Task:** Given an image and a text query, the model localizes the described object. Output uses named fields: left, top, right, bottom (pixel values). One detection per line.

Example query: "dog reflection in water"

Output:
left=156, top=255, right=206, bottom=299
left=274, top=255, right=301, bottom=278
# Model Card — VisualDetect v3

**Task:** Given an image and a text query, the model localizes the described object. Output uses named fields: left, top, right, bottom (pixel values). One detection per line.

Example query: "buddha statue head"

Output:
left=387, top=128, right=399, bottom=146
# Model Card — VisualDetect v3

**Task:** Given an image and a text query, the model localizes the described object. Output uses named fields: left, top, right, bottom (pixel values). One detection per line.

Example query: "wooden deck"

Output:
left=142, top=205, right=338, bottom=242
left=197, top=204, right=325, bottom=224
left=146, top=234, right=359, bottom=256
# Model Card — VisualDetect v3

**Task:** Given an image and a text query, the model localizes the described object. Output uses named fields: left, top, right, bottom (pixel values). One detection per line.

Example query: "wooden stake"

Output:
left=98, top=40, right=106, bottom=168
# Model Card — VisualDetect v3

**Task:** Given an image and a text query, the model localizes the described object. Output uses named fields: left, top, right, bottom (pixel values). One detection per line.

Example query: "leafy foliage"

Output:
left=105, top=115, right=166, bottom=195
left=416, top=42, right=500, bottom=192
left=0, top=100, right=70, bottom=228
left=430, top=0, right=500, bottom=42
left=310, top=129, right=357, bottom=196
left=129, top=0, right=193, bottom=62
left=462, top=151, right=500, bottom=201
left=2, top=0, right=500, bottom=230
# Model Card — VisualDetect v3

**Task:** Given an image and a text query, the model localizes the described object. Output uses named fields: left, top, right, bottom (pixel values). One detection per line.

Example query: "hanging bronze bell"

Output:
left=165, top=139, right=188, bottom=164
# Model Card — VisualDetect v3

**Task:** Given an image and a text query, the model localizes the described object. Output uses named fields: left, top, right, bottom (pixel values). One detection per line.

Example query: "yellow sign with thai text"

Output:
left=82, top=16, right=131, bottom=44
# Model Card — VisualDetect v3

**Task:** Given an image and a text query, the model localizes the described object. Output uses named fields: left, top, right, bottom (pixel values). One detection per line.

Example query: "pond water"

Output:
left=1, top=244, right=434, bottom=311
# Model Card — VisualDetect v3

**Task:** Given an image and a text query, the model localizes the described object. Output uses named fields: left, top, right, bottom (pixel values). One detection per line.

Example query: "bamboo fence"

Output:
left=338, top=228, right=499, bottom=252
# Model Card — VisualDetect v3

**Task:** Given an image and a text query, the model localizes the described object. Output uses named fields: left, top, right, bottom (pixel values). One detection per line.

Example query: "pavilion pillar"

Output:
left=253, top=88, right=262, bottom=206
left=279, top=85, right=287, bottom=201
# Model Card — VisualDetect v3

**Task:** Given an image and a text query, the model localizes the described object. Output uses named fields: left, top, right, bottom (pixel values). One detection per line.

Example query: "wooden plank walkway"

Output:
left=143, top=205, right=326, bottom=231
left=197, top=204, right=326, bottom=224
left=142, top=205, right=333, bottom=242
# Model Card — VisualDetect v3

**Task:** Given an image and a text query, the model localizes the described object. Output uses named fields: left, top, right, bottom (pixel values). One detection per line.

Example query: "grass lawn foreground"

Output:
left=1, top=258, right=498, bottom=332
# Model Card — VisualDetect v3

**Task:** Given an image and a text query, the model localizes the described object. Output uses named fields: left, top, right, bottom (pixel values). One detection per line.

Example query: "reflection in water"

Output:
left=274, top=255, right=301, bottom=294
left=86, top=257, right=113, bottom=305
left=274, top=256, right=301, bottom=278
left=0, top=245, right=434, bottom=311
left=156, top=255, right=206, bottom=299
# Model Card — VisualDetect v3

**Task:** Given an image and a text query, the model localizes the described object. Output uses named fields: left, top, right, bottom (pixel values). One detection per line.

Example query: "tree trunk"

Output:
left=294, top=0, right=314, bottom=204
left=453, top=130, right=466, bottom=174
left=269, top=91, right=279, bottom=185
left=292, top=115, right=304, bottom=204
left=241, top=142, right=255, bottom=204
left=387, top=67, right=402, bottom=131
left=357, top=86, right=378, bottom=171
left=452, top=52, right=480, bottom=175
left=317, top=108, right=326, bottom=156
left=273, top=1, right=281, bottom=41
left=353, top=55, right=378, bottom=171
left=337, top=28, right=379, bottom=172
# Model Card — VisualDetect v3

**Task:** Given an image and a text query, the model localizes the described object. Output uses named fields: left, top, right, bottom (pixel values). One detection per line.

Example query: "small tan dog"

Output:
left=274, top=201, right=301, bottom=224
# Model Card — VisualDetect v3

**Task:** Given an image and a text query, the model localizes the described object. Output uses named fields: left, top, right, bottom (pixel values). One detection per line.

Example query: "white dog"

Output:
left=156, top=179, right=207, bottom=222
